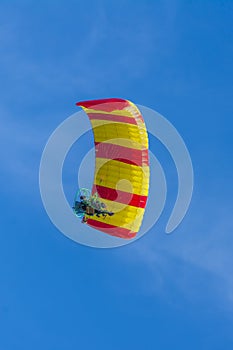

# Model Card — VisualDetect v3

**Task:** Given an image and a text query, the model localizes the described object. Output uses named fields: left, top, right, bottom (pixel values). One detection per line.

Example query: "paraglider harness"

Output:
left=72, top=193, right=114, bottom=223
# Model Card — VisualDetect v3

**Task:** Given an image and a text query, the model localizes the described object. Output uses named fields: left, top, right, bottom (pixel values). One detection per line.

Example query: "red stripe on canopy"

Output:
left=76, top=98, right=129, bottom=112
left=88, top=113, right=137, bottom=125
left=95, top=142, right=149, bottom=167
left=86, top=219, right=136, bottom=239
left=92, top=185, right=148, bottom=209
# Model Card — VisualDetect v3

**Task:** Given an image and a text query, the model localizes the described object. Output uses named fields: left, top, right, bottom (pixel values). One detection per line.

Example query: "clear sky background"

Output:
left=0, top=1, right=233, bottom=349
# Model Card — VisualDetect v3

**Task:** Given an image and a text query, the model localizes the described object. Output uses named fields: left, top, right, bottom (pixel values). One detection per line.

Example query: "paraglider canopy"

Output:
left=75, top=98, right=150, bottom=239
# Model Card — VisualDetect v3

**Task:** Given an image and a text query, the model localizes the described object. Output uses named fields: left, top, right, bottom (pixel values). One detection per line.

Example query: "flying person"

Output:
left=73, top=192, right=114, bottom=223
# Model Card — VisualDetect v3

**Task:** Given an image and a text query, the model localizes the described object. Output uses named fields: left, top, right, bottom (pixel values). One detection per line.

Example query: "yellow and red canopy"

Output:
left=76, top=98, right=150, bottom=239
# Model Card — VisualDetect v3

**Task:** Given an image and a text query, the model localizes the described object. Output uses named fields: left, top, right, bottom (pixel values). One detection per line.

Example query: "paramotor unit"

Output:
left=72, top=188, right=114, bottom=223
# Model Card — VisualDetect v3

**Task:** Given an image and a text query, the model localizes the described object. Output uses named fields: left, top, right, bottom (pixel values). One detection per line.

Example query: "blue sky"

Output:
left=0, top=0, right=233, bottom=349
